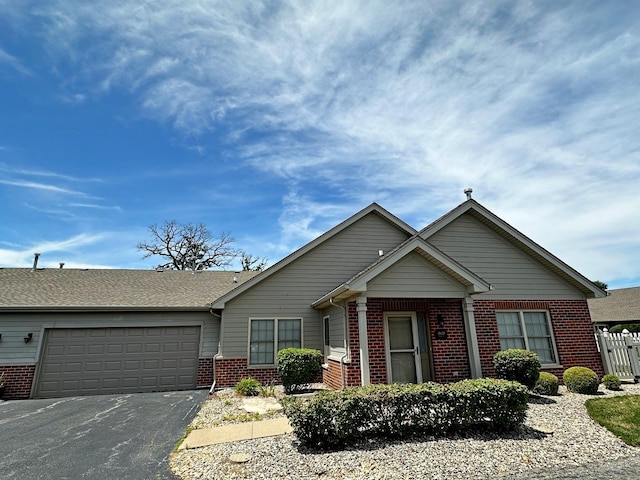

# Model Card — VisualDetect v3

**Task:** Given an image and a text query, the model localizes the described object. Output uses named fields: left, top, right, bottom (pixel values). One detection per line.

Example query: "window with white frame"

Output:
left=496, top=311, right=558, bottom=364
left=323, top=315, right=330, bottom=356
left=249, top=318, right=302, bottom=365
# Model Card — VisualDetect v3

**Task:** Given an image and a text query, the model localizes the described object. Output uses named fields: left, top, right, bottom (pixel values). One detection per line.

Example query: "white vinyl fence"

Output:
left=595, top=329, right=640, bottom=382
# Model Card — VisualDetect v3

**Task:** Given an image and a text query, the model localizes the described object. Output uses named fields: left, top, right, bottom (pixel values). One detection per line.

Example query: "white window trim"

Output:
left=497, top=310, right=561, bottom=367
left=247, top=317, right=303, bottom=367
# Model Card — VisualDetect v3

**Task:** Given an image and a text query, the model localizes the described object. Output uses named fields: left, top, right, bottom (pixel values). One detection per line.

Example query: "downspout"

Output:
left=330, top=297, right=349, bottom=389
left=208, top=309, right=222, bottom=394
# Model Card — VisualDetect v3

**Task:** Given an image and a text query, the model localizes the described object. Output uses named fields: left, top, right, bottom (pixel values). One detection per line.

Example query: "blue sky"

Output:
left=0, top=1, right=638, bottom=289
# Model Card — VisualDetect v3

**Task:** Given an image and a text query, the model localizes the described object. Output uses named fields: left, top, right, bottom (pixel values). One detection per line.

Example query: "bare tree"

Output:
left=240, top=251, right=268, bottom=272
left=137, top=221, right=239, bottom=270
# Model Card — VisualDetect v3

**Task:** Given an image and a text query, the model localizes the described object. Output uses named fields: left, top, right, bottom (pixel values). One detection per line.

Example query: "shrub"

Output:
left=281, top=379, right=528, bottom=450
left=532, top=371, right=559, bottom=395
left=602, top=374, right=622, bottom=391
left=609, top=323, right=640, bottom=334
left=234, top=378, right=261, bottom=396
left=493, top=349, right=541, bottom=390
left=276, top=348, right=322, bottom=394
left=564, top=366, right=600, bottom=394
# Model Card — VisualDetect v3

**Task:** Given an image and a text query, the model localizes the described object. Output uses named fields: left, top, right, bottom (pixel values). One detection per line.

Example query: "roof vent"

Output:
left=59, top=262, right=65, bottom=269
left=378, top=250, right=384, bottom=256
left=32, top=253, right=41, bottom=271
left=464, top=188, right=473, bottom=200
left=155, top=266, right=164, bottom=272
left=233, top=275, right=238, bottom=284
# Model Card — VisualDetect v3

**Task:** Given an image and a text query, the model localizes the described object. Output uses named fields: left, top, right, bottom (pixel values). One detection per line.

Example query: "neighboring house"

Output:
left=0, top=269, right=256, bottom=399
left=1, top=198, right=606, bottom=399
left=588, top=286, right=640, bottom=329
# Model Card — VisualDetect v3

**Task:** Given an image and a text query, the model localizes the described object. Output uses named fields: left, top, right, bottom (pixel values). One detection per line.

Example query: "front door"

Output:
left=384, top=313, right=422, bottom=384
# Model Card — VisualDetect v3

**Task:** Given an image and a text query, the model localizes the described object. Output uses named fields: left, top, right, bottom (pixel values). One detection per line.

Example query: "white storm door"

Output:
left=385, top=313, right=422, bottom=384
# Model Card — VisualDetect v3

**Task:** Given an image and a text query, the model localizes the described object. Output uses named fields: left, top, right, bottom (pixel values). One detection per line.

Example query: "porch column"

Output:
left=463, top=296, right=483, bottom=378
left=356, top=296, right=371, bottom=386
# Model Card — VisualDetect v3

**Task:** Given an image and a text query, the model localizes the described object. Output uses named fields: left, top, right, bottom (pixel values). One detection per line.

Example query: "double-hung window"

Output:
left=496, top=311, right=558, bottom=364
left=249, top=318, right=302, bottom=365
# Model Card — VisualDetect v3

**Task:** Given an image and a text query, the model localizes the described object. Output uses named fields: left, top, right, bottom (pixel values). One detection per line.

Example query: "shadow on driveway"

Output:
left=0, top=389, right=208, bottom=480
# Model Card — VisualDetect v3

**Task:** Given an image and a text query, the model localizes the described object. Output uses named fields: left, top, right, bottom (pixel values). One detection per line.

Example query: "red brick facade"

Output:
left=0, top=364, right=36, bottom=400
left=474, top=299, right=603, bottom=380
left=319, top=297, right=602, bottom=390
left=197, top=357, right=214, bottom=388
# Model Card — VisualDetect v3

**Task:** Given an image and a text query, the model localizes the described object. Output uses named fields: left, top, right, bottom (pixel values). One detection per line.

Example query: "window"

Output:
left=323, top=316, right=330, bottom=356
left=249, top=318, right=302, bottom=365
left=496, top=311, right=558, bottom=364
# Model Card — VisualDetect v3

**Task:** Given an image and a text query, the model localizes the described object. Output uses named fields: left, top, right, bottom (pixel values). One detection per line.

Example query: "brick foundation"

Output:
left=0, top=364, right=36, bottom=400
left=214, top=358, right=282, bottom=388
left=322, top=359, right=344, bottom=390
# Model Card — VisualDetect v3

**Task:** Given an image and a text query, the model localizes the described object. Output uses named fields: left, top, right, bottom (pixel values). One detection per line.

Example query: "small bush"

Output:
left=602, top=374, right=622, bottom=391
left=532, top=371, right=559, bottom=395
left=276, top=348, right=322, bottom=394
left=564, top=366, right=600, bottom=394
left=234, top=378, right=261, bottom=396
left=493, top=349, right=541, bottom=390
left=282, top=379, right=528, bottom=450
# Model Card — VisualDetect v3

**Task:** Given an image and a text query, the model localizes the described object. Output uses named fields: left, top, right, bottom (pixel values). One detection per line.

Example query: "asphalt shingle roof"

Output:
left=588, top=286, right=640, bottom=323
left=0, top=268, right=258, bottom=309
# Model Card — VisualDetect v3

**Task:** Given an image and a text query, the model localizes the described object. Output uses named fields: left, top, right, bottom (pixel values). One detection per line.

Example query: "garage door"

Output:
left=34, top=326, right=201, bottom=398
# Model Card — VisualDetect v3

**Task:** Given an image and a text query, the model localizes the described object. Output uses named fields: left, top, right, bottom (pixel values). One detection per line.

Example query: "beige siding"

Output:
left=222, top=213, right=411, bottom=357
left=427, top=213, right=585, bottom=300
left=366, top=252, right=466, bottom=298
left=0, top=311, right=217, bottom=365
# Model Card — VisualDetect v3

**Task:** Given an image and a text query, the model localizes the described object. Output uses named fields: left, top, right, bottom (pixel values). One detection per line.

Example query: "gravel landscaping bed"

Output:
left=171, top=383, right=640, bottom=480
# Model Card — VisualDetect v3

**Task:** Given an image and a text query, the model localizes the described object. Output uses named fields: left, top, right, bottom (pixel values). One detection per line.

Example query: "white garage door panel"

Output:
left=35, top=326, right=200, bottom=398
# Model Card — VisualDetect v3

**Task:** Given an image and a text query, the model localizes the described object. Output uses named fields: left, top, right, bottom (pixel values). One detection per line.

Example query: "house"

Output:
left=588, top=286, right=640, bottom=329
left=0, top=197, right=605, bottom=399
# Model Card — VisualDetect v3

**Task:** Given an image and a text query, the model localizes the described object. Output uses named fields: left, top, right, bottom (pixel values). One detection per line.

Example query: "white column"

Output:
left=463, top=296, right=483, bottom=378
left=356, top=296, right=371, bottom=386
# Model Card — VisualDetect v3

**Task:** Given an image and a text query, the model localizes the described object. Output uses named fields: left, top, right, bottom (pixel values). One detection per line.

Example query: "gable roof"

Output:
left=210, top=203, right=417, bottom=309
left=419, top=199, right=607, bottom=299
left=0, top=268, right=257, bottom=311
left=312, top=236, right=492, bottom=308
left=588, top=287, right=640, bottom=323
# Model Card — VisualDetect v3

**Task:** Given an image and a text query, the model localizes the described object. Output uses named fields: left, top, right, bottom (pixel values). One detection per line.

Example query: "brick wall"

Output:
left=473, top=299, right=603, bottom=380
left=426, top=299, right=470, bottom=383
left=197, top=357, right=214, bottom=388
left=323, top=359, right=343, bottom=390
left=214, top=358, right=282, bottom=388
left=0, top=364, right=36, bottom=400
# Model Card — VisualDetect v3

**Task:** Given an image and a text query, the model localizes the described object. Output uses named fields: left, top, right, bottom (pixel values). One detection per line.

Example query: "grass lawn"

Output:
left=586, top=395, right=640, bottom=446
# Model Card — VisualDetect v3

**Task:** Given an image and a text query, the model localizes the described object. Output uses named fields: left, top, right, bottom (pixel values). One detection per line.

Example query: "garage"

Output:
left=34, top=326, right=201, bottom=398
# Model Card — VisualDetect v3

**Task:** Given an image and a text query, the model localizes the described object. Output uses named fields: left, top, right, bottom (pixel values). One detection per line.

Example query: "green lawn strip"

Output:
left=585, top=395, right=640, bottom=446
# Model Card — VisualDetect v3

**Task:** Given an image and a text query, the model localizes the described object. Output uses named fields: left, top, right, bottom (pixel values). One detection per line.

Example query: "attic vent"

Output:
left=378, top=250, right=384, bottom=256
left=464, top=188, right=473, bottom=200
left=155, top=266, right=164, bottom=272
left=233, top=275, right=238, bottom=284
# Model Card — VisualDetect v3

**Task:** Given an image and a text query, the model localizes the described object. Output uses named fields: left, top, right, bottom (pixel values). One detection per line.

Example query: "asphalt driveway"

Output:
left=0, top=389, right=208, bottom=480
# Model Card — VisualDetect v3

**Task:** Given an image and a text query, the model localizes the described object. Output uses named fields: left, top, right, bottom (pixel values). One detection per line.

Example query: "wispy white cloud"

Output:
left=0, top=45, right=32, bottom=75
left=4, top=0, right=640, bottom=284
left=0, top=179, right=87, bottom=196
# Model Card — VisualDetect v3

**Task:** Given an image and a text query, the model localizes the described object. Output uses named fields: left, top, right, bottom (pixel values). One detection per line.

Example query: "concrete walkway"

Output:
left=178, top=417, right=292, bottom=450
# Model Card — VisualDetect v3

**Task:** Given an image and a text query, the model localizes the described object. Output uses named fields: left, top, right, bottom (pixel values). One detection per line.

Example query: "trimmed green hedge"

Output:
left=493, top=349, right=541, bottom=390
left=532, top=372, right=559, bottom=396
left=276, top=348, right=322, bottom=393
left=282, top=379, right=529, bottom=450
left=564, top=366, right=600, bottom=394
